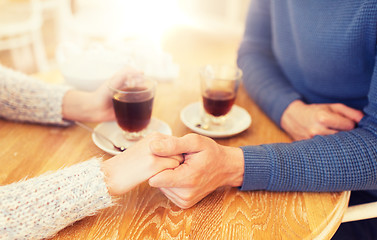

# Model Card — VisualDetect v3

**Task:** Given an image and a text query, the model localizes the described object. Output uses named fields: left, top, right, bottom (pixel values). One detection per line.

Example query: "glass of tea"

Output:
left=200, top=64, right=242, bottom=127
left=108, top=73, right=156, bottom=141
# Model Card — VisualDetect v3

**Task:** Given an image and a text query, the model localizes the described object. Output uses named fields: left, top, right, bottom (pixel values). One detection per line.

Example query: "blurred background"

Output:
left=0, top=0, right=251, bottom=75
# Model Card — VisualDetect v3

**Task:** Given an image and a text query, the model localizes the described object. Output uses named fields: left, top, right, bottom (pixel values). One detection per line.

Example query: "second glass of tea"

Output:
left=108, top=74, right=156, bottom=141
left=200, top=64, right=242, bottom=127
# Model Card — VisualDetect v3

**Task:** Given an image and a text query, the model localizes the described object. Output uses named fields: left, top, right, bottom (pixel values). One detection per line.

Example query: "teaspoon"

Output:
left=75, top=121, right=126, bottom=152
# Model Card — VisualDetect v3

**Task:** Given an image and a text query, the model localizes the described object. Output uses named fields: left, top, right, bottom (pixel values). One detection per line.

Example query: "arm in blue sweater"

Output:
left=146, top=1, right=377, bottom=209
left=241, top=55, right=377, bottom=193
left=239, top=0, right=377, bottom=193
left=237, top=0, right=301, bottom=126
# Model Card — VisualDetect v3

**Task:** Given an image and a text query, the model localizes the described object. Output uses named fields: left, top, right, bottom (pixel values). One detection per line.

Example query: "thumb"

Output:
left=149, top=133, right=205, bottom=157
left=149, top=137, right=182, bottom=157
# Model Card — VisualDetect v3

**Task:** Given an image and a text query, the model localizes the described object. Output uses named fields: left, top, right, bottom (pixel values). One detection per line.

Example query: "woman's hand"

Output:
left=281, top=100, right=364, bottom=141
left=62, top=67, right=143, bottom=123
left=62, top=81, right=115, bottom=122
left=101, top=132, right=183, bottom=196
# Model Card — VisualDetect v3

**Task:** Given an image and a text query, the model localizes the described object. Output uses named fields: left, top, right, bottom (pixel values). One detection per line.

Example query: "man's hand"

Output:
left=281, top=100, right=364, bottom=141
left=148, top=133, right=244, bottom=209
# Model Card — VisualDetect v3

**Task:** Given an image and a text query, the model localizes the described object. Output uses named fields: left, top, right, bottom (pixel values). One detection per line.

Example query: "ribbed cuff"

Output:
left=240, top=145, right=272, bottom=191
left=270, top=94, right=302, bottom=127
left=47, top=84, right=73, bottom=126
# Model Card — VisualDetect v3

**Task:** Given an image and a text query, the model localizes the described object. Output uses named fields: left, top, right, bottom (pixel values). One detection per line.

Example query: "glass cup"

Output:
left=108, top=74, right=156, bottom=141
left=200, top=64, right=242, bottom=127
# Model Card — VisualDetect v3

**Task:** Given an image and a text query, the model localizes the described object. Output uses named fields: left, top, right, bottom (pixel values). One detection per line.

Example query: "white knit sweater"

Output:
left=0, top=66, right=113, bottom=240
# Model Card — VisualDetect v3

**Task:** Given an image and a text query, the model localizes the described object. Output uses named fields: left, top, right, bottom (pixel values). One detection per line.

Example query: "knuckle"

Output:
left=175, top=200, right=192, bottom=209
left=191, top=133, right=209, bottom=143
left=186, top=133, right=201, bottom=142
left=308, top=128, right=319, bottom=138
left=186, top=133, right=198, bottom=138
left=180, top=202, right=194, bottom=209
left=317, top=113, right=328, bottom=124
left=179, top=191, right=196, bottom=203
left=186, top=133, right=214, bottom=146
left=347, top=122, right=355, bottom=129
left=167, top=138, right=177, bottom=150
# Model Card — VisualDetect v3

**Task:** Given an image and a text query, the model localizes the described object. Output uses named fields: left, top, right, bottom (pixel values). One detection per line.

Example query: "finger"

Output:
left=159, top=188, right=190, bottom=209
left=169, top=154, right=185, bottom=164
left=150, top=133, right=208, bottom=157
left=115, top=66, right=144, bottom=78
left=319, top=111, right=356, bottom=131
left=149, top=169, right=182, bottom=188
left=316, top=128, right=339, bottom=136
left=149, top=164, right=191, bottom=188
left=146, top=133, right=184, bottom=163
left=109, top=67, right=145, bottom=90
left=160, top=188, right=181, bottom=203
left=160, top=187, right=198, bottom=209
left=152, top=156, right=182, bottom=176
left=330, top=104, right=364, bottom=122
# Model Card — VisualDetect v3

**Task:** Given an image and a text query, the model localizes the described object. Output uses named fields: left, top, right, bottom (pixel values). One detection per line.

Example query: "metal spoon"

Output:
left=195, top=115, right=210, bottom=130
left=75, top=121, right=126, bottom=152
left=195, top=122, right=210, bottom=130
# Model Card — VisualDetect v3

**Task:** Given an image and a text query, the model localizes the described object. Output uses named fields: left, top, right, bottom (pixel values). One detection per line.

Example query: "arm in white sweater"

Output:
left=0, top=158, right=113, bottom=240
left=0, top=65, right=182, bottom=240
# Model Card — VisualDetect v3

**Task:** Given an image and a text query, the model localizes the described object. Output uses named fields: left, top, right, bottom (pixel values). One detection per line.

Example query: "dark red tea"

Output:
left=112, top=87, right=154, bottom=132
left=202, top=90, right=235, bottom=116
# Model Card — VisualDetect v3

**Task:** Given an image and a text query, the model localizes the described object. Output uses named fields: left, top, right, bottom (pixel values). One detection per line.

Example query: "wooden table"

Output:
left=0, top=26, right=350, bottom=239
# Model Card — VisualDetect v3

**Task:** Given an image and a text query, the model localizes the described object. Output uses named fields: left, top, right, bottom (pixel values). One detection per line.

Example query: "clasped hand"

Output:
left=281, top=100, right=364, bottom=141
left=102, top=132, right=245, bottom=209
left=148, top=133, right=244, bottom=209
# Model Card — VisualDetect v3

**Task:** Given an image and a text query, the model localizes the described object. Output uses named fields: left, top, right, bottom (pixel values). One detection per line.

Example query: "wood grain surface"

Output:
left=0, top=26, right=350, bottom=240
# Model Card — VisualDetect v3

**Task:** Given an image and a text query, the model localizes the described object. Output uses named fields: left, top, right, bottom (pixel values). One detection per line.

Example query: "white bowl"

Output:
left=57, top=42, right=131, bottom=92
left=60, top=61, right=121, bottom=91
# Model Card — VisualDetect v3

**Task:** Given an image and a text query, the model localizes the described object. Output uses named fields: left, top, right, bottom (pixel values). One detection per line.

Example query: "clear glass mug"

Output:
left=200, top=64, right=242, bottom=127
left=108, top=74, right=156, bottom=141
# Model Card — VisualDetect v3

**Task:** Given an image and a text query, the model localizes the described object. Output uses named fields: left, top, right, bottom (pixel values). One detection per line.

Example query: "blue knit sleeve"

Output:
left=237, top=0, right=301, bottom=126
left=240, top=54, right=377, bottom=193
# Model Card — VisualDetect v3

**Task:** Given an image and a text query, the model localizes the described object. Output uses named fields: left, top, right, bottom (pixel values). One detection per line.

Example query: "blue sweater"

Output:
left=237, top=0, right=377, bottom=195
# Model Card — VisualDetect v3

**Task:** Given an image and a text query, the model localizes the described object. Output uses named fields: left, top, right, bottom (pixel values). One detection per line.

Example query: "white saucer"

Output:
left=180, top=102, right=252, bottom=138
left=92, top=118, right=172, bottom=155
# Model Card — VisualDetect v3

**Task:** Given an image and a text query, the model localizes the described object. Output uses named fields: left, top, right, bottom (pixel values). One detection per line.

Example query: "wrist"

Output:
left=222, top=146, right=244, bottom=187
left=285, top=100, right=305, bottom=116
left=281, top=100, right=305, bottom=127
left=101, top=155, right=122, bottom=196
left=62, top=90, right=96, bottom=122
left=62, top=90, right=87, bottom=120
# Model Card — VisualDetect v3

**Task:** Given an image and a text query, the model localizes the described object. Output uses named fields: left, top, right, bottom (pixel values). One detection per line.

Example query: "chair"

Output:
left=342, top=199, right=377, bottom=223
left=0, top=0, right=48, bottom=71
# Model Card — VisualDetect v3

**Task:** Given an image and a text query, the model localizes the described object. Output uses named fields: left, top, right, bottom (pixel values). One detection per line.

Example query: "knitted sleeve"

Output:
left=0, top=65, right=72, bottom=126
left=0, top=158, right=113, bottom=240
left=237, top=0, right=301, bottom=126
left=240, top=53, right=377, bottom=194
